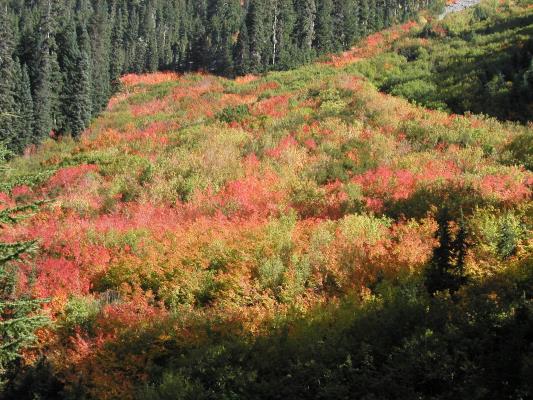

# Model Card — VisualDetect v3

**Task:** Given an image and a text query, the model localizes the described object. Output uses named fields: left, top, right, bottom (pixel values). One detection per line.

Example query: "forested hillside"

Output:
left=0, top=0, right=532, bottom=399
left=0, top=0, right=436, bottom=153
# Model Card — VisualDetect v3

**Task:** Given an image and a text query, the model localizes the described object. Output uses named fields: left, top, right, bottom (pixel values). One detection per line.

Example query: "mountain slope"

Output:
left=0, top=1, right=532, bottom=398
left=348, top=0, right=533, bottom=120
left=0, top=0, right=436, bottom=153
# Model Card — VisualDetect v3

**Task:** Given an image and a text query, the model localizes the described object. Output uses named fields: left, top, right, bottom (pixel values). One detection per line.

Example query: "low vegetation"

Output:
left=0, top=1, right=531, bottom=398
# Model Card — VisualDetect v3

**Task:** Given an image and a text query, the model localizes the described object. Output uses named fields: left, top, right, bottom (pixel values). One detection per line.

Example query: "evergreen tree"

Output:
left=359, top=0, right=370, bottom=37
left=74, top=0, right=92, bottom=23
left=383, top=0, right=394, bottom=27
left=32, top=0, right=54, bottom=141
left=375, top=0, right=387, bottom=31
left=77, top=24, right=92, bottom=127
left=143, top=1, right=159, bottom=72
left=207, top=0, right=241, bottom=75
left=124, top=3, right=138, bottom=72
left=523, top=57, right=533, bottom=101
left=234, top=21, right=251, bottom=75
left=173, top=0, right=190, bottom=70
left=187, top=0, right=209, bottom=71
left=89, top=0, right=111, bottom=115
left=247, top=0, right=269, bottom=72
left=109, top=5, right=125, bottom=87
left=274, top=0, right=297, bottom=69
left=296, top=0, right=317, bottom=54
left=332, top=0, right=358, bottom=51
left=425, top=208, right=468, bottom=296
left=367, top=0, right=378, bottom=32
left=12, top=63, right=34, bottom=152
left=0, top=238, right=46, bottom=383
left=497, top=215, right=521, bottom=260
left=58, top=20, right=92, bottom=137
left=0, top=147, right=48, bottom=387
left=57, top=19, right=80, bottom=135
left=315, top=0, right=334, bottom=53
left=155, top=2, right=173, bottom=69
left=0, top=4, right=17, bottom=149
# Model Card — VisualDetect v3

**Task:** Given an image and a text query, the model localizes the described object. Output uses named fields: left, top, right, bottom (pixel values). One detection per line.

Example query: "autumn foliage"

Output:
left=0, top=10, right=531, bottom=398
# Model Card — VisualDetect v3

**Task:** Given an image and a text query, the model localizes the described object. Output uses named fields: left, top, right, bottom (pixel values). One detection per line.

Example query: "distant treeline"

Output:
left=0, top=0, right=437, bottom=152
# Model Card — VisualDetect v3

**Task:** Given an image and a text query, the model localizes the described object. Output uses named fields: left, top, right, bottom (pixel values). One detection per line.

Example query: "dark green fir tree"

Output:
left=12, top=63, right=35, bottom=152
left=234, top=21, right=251, bottom=75
left=315, top=0, right=334, bottom=53
left=0, top=4, right=16, bottom=148
left=425, top=208, right=468, bottom=296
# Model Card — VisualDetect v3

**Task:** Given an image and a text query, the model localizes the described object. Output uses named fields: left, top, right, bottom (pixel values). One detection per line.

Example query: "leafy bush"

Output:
left=318, top=88, right=348, bottom=116
left=258, top=256, right=286, bottom=291
left=60, top=296, right=100, bottom=333
left=138, top=373, right=203, bottom=400
left=505, top=130, right=533, bottom=170
left=194, top=271, right=226, bottom=307
left=216, top=105, right=250, bottom=123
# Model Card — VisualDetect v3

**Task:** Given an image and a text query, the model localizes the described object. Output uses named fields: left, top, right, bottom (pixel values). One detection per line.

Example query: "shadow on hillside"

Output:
left=407, top=13, right=533, bottom=121
left=379, top=10, right=533, bottom=122
left=5, top=259, right=533, bottom=400
left=437, top=30, right=533, bottom=120
left=472, top=12, right=533, bottom=36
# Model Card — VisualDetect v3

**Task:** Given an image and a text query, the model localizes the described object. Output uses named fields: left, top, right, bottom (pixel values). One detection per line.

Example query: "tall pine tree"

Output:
left=315, top=0, right=334, bottom=53
left=234, top=20, right=251, bottom=75
left=295, top=0, right=317, bottom=62
left=77, top=24, right=92, bottom=128
left=247, top=0, right=269, bottom=73
left=32, top=0, right=54, bottom=141
left=109, top=5, right=125, bottom=87
left=89, top=0, right=111, bottom=115
left=0, top=4, right=17, bottom=149
left=0, top=148, right=48, bottom=387
left=425, top=208, right=468, bottom=296
left=12, top=62, right=34, bottom=152
left=273, top=0, right=297, bottom=69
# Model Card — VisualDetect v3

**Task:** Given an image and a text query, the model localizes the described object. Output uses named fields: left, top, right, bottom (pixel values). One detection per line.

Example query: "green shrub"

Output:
left=88, top=228, right=149, bottom=252
left=137, top=373, right=204, bottom=400
left=395, top=42, right=428, bottom=62
left=258, top=256, right=286, bottom=291
left=194, top=271, right=226, bottom=307
left=290, top=179, right=327, bottom=217
left=505, top=130, right=533, bottom=170
left=61, top=296, right=100, bottom=333
left=473, top=1, right=498, bottom=22
left=342, top=183, right=365, bottom=214
left=319, top=88, right=348, bottom=116
left=216, top=105, right=250, bottom=123
left=340, top=213, right=392, bottom=244
left=280, top=254, right=311, bottom=302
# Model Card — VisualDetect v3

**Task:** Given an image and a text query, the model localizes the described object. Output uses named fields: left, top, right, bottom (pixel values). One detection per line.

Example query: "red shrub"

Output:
left=252, top=95, right=290, bottom=118
left=266, top=135, right=299, bottom=159
left=121, top=72, right=180, bottom=87
left=480, top=172, right=532, bottom=203
left=35, top=257, right=90, bottom=300
left=45, top=165, right=99, bottom=192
